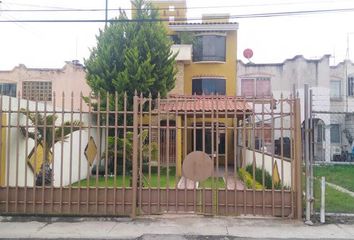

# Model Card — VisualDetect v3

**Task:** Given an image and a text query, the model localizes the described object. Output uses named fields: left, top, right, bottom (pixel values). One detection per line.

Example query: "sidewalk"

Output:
left=0, top=215, right=354, bottom=239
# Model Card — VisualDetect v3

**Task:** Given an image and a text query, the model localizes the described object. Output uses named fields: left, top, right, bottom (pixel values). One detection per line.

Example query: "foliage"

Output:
left=20, top=109, right=82, bottom=185
left=85, top=0, right=177, bottom=109
left=95, top=129, right=158, bottom=175
left=238, top=168, right=263, bottom=190
left=179, top=32, right=194, bottom=44
left=245, top=164, right=273, bottom=189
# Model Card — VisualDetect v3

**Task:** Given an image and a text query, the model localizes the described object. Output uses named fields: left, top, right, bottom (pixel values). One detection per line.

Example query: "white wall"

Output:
left=2, top=96, right=104, bottom=187
left=244, top=149, right=292, bottom=187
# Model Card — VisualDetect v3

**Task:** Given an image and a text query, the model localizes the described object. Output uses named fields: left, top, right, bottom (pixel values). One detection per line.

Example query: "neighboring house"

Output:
left=149, top=0, right=244, bottom=174
left=237, top=55, right=354, bottom=162
left=0, top=60, right=90, bottom=110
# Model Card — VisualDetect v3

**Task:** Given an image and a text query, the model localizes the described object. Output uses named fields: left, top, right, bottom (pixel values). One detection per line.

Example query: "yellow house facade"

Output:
left=146, top=1, right=241, bottom=175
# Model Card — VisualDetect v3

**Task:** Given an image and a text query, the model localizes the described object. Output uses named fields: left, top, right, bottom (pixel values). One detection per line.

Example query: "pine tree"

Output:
left=85, top=0, right=177, bottom=107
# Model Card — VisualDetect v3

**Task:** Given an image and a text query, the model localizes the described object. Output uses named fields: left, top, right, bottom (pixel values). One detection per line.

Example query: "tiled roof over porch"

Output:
left=158, top=95, right=253, bottom=112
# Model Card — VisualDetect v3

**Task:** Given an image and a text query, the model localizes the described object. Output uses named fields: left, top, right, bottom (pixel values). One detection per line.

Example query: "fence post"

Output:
left=131, top=94, right=139, bottom=218
left=304, top=84, right=312, bottom=223
left=320, top=177, right=325, bottom=223
left=294, top=98, right=303, bottom=220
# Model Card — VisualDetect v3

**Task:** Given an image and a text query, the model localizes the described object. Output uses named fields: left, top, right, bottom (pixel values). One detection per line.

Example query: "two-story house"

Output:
left=238, top=55, right=354, bottom=162
left=149, top=0, right=247, bottom=175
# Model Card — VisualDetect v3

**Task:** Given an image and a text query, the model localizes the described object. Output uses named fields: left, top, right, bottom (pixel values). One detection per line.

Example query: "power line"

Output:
left=2, top=0, right=354, bottom=12
left=1, top=7, right=354, bottom=23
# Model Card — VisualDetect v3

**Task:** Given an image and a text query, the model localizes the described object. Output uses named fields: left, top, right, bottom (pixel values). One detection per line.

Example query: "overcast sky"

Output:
left=1, top=0, right=354, bottom=70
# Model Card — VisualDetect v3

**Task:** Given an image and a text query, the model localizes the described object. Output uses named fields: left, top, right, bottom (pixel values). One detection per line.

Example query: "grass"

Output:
left=313, top=178, right=354, bottom=213
left=314, top=165, right=354, bottom=192
left=72, top=167, right=226, bottom=189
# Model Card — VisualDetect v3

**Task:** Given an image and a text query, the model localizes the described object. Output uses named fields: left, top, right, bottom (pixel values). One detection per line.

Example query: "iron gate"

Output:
left=0, top=93, right=302, bottom=218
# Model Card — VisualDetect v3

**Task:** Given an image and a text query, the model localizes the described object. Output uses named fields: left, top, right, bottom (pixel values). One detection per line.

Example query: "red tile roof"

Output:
left=158, top=95, right=253, bottom=112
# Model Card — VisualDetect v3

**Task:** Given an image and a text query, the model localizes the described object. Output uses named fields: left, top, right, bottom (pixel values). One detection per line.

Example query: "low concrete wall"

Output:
left=1, top=96, right=104, bottom=187
left=244, top=148, right=292, bottom=187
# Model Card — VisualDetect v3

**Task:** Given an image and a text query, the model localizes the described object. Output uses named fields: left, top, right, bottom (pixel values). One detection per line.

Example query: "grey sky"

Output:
left=0, top=0, right=354, bottom=70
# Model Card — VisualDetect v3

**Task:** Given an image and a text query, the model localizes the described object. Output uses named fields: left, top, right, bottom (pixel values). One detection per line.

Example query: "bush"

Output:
left=245, top=165, right=273, bottom=189
left=238, top=168, right=263, bottom=189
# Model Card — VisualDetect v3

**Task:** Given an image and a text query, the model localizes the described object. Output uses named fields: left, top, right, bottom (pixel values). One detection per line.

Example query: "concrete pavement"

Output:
left=0, top=215, right=354, bottom=239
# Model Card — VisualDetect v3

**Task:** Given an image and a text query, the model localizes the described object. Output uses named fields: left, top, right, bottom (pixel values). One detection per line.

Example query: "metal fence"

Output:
left=0, top=92, right=302, bottom=218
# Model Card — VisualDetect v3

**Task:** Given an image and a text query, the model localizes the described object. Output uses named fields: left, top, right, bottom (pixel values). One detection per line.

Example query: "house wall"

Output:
left=0, top=61, right=90, bottom=111
left=1, top=96, right=103, bottom=187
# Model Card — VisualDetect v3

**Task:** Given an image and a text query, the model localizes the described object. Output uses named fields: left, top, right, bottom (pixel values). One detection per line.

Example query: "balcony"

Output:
left=171, top=44, right=192, bottom=64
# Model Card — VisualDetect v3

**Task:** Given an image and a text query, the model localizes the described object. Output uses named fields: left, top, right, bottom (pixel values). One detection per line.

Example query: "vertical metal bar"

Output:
left=131, top=94, right=139, bottom=218
left=261, top=99, right=265, bottom=216
left=183, top=96, right=187, bottom=212
left=60, top=92, right=65, bottom=213
left=280, top=94, right=285, bottom=218
left=51, top=92, right=56, bottom=213
left=104, top=93, right=109, bottom=215
left=233, top=97, right=238, bottom=215
left=242, top=98, right=247, bottom=214
left=157, top=93, right=161, bottom=213
left=251, top=97, right=256, bottom=216
left=148, top=93, right=152, bottom=215
left=95, top=93, right=101, bottom=214
left=33, top=97, right=38, bottom=213
left=24, top=96, right=29, bottom=213
left=174, top=97, right=178, bottom=213
left=78, top=92, right=83, bottom=214
left=211, top=95, right=215, bottom=215
left=294, top=98, right=303, bottom=220
left=41, top=94, right=48, bottom=214
left=113, top=92, right=118, bottom=214
left=290, top=95, right=295, bottom=218
left=166, top=96, right=170, bottom=212
left=138, top=93, right=143, bottom=213
left=271, top=97, right=275, bottom=216
left=86, top=93, right=92, bottom=214
left=122, top=92, right=127, bottom=213
left=5, top=96, right=12, bottom=213
left=0, top=94, right=2, bottom=192
left=304, top=84, right=311, bottom=222
left=216, top=96, right=220, bottom=215
left=309, top=89, right=314, bottom=216
left=224, top=96, right=228, bottom=215
left=193, top=95, right=197, bottom=213
left=68, top=92, right=74, bottom=213
left=320, top=177, right=325, bottom=223
left=15, top=93, right=20, bottom=212
left=202, top=95, right=205, bottom=214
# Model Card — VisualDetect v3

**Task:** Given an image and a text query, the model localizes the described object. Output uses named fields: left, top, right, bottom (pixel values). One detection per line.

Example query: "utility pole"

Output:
left=105, top=0, right=108, bottom=28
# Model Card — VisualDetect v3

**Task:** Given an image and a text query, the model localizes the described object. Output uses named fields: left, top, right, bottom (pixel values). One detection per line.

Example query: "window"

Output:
left=169, top=5, right=175, bottom=11
left=330, top=124, right=340, bottom=143
left=317, top=124, right=325, bottom=143
left=241, top=77, right=271, bottom=97
left=330, top=80, right=341, bottom=99
left=195, top=126, right=225, bottom=154
left=192, top=78, right=226, bottom=95
left=23, top=81, right=52, bottom=101
left=193, top=34, right=226, bottom=62
left=0, top=83, right=16, bottom=97
left=348, top=76, right=354, bottom=96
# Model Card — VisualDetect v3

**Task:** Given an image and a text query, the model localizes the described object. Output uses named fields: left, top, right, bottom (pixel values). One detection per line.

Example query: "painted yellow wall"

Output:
left=183, top=31, right=237, bottom=96
left=0, top=113, right=6, bottom=186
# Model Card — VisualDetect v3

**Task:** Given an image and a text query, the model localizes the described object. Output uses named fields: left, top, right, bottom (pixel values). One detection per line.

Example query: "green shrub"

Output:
left=238, top=168, right=263, bottom=189
left=245, top=164, right=273, bottom=189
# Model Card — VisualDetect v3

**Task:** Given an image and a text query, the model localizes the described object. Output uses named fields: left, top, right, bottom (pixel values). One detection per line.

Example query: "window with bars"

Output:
left=348, top=76, right=354, bottom=96
left=241, top=77, right=271, bottom=98
left=22, top=81, right=52, bottom=101
left=0, top=83, right=17, bottom=97
left=330, top=124, right=340, bottom=144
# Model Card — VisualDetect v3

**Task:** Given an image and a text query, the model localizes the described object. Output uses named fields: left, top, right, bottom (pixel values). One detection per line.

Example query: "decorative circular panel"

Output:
left=182, top=151, right=213, bottom=182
